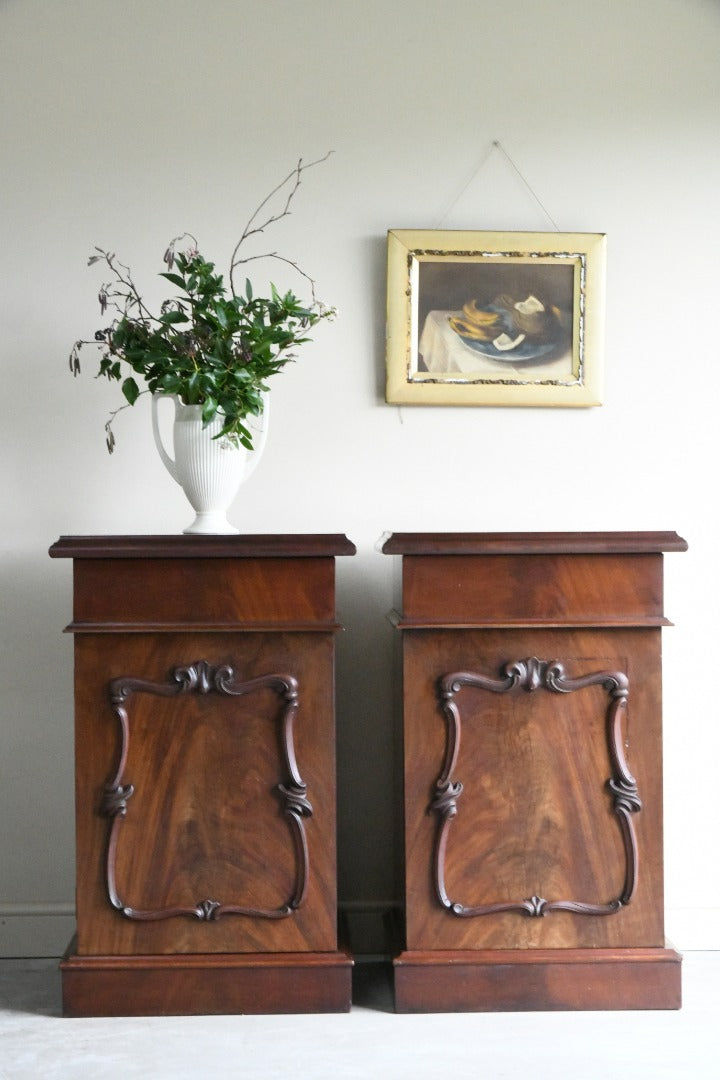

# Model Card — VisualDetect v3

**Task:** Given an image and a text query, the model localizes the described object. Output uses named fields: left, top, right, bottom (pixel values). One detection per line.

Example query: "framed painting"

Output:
left=385, top=230, right=606, bottom=407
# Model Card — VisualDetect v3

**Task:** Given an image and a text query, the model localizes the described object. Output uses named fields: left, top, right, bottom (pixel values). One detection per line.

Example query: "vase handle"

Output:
left=151, top=394, right=178, bottom=483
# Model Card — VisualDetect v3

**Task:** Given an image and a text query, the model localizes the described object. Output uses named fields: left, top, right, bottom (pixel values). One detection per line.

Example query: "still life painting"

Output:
left=385, top=230, right=605, bottom=407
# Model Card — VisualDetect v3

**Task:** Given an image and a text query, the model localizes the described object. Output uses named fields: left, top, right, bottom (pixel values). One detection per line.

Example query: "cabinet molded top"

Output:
left=49, top=534, right=356, bottom=560
left=381, top=532, right=687, bottom=556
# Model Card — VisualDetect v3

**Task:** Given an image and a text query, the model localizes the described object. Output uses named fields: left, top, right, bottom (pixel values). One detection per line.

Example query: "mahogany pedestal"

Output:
left=383, top=532, right=686, bottom=1012
left=50, top=534, right=355, bottom=1016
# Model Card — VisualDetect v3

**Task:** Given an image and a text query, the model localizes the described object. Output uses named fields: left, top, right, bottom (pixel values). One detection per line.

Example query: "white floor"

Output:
left=0, top=953, right=718, bottom=1080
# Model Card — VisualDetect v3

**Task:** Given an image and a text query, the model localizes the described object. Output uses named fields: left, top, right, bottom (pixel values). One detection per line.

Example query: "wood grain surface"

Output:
left=55, top=536, right=354, bottom=1014
left=385, top=532, right=684, bottom=1010
left=74, top=631, right=339, bottom=956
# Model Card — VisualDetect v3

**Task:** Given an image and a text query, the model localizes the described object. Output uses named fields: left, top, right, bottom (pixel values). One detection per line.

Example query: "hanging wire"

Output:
left=434, top=142, right=498, bottom=228
left=435, top=139, right=561, bottom=231
left=491, top=140, right=561, bottom=231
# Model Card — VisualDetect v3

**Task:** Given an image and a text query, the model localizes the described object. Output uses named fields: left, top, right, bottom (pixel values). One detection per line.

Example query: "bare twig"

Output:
left=230, top=251, right=322, bottom=306
left=90, top=249, right=156, bottom=322
left=229, top=151, right=333, bottom=297
left=103, top=391, right=148, bottom=453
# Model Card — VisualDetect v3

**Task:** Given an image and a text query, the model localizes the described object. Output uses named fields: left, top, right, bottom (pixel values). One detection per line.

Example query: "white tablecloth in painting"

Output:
left=419, top=311, right=572, bottom=379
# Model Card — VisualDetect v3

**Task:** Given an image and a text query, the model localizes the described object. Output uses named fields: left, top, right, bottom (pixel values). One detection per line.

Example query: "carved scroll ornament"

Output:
left=432, top=657, right=641, bottom=919
left=101, top=660, right=311, bottom=922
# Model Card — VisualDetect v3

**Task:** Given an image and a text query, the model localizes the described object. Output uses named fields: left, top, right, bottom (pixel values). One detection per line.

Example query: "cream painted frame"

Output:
left=385, top=230, right=605, bottom=407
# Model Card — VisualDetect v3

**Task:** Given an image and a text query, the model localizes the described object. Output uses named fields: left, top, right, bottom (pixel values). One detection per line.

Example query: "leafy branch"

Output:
left=70, top=155, right=335, bottom=452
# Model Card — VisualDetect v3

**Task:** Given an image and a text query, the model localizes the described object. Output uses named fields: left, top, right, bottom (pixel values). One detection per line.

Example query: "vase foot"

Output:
left=183, top=513, right=239, bottom=535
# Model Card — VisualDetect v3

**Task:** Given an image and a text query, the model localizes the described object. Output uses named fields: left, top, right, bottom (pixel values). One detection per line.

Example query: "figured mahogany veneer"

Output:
left=50, top=534, right=355, bottom=1016
left=383, top=531, right=686, bottom=1012
left=434, top=659, right=641, bottom=920
left=102, top=662, right=312, bottom=924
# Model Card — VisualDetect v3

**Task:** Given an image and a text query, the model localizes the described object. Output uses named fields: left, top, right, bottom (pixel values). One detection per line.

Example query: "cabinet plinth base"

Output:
left=61, top=946, right=353, bottom=1016
left=393, top=947, right=682, bottom=1013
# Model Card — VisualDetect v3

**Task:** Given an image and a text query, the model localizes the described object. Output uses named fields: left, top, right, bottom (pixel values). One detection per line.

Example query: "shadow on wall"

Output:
left=334, top=552, right=401, bottom=925
left=364, top=234, right=391, bottom=403
left=0, top=551, right=76, bottom=923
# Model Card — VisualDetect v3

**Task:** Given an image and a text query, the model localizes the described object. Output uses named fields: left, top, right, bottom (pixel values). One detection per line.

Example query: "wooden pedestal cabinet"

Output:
left=50, top=534, right=355, bottom=1017
left=383, top=532, right=687, bottom=1012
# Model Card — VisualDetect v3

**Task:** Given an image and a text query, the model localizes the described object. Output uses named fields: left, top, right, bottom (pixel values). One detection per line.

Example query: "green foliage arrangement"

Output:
left=70, top=154, right=335, bottom=452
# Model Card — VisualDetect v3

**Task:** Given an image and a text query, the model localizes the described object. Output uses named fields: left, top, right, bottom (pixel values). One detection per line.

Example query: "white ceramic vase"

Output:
left=152, top=395, right=268, bottom=534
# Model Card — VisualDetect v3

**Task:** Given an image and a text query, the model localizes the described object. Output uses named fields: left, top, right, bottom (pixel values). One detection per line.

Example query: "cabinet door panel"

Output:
left=74, top=632, right=338, bottom=955
left=403, top=628, right=664, bottom=951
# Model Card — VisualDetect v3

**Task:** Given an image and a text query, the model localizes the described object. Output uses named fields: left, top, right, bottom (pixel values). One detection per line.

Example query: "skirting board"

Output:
left=0, top=908, right=75, bottom=958
left=665, top=908, right=720, bottom=951
left=2, top=903, right=719, bottom=957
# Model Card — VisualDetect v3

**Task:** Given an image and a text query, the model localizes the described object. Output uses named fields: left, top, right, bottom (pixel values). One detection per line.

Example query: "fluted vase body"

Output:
left=152, top=396, right=268, bottom=534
